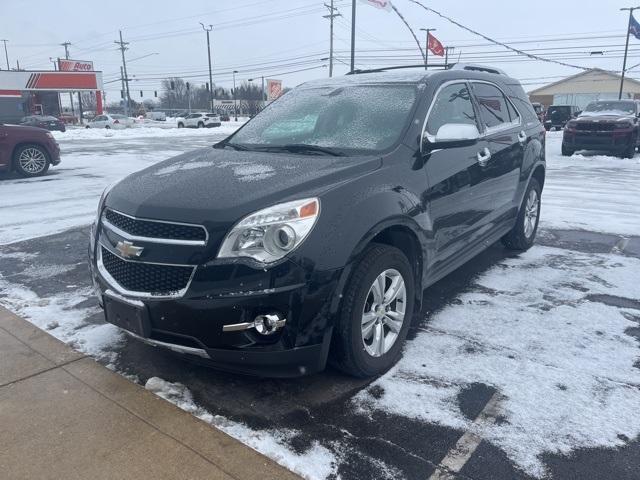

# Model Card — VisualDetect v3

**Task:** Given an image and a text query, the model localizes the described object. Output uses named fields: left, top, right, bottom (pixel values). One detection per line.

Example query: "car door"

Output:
left=0, top=124, right=11, bottom=169
left=470, top=81, right=524, bottom=227
left=421, top=81, right=494, bottom=273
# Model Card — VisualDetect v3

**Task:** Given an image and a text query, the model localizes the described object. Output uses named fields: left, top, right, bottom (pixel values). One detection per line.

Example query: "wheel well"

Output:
left=370, top=225, right=423, bottom=301
left=532, top=165, right=545, bottom=189
left=11, top=142, right=49, bottom=170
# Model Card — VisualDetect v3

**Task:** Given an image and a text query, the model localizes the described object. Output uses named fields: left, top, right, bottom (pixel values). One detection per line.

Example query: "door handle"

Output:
left=518, top=130, right=527, bottom=144
left=477, top=147, right=491, bottom=167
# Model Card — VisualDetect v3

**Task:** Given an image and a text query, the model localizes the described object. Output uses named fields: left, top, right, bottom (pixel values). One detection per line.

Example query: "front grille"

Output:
left=101, top=246, right=194, bottom=296
left=575, top=123, right=615, bottom=131
left=104, top=209, right=206, bottom=243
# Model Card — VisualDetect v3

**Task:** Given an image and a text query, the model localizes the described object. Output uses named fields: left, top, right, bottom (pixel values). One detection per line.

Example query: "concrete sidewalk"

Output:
left=0, top=306, right=301, bottom=480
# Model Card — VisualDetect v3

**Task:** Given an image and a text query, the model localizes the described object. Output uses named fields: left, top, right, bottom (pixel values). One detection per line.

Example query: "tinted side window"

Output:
left=472, top=82, right=510, bottom=129
left=506, top=99, right=519, bottom=122
left=426, top=83, right=477, bottom=137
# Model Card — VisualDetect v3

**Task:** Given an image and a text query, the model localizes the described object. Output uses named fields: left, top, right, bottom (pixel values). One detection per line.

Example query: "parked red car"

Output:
left=0, top=123, right=61, bottom=177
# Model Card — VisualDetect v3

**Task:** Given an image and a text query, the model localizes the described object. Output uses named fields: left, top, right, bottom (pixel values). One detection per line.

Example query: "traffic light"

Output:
left=120, top=90, right=124, bottom=99
left=206, top=82, right=209, bottom=91
left=140, top=90, right=143, bottom=97
left=154, top=91, right=158, bottom=97
left=170, top=81, right=175, bottom=90
left=186, top=82, right=190, bottom=91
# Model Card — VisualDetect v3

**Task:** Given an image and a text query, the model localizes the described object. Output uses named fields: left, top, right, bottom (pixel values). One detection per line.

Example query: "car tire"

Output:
left=13, top=144, right=50, bottom=177
left=85, top=125, right=90, bottom=129
left=177, top=122, right=184, bottom=128
left=105, top=125, right=111, bottom=129
left=544, top=125, right=551, bottom=131
left=561, top=144, right=574, bottom=156
left=620, top=142, right=635, bottom=159
left=501, top=178, right=541, bottom=251
left=331, top=243, right=415, bottom=378
left=197, top=122, right=204, bottom=128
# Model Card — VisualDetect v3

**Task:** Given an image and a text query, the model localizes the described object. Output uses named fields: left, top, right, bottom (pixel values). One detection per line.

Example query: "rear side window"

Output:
left=426, top=83, right=477, bottom=137
left=471, top=82, right=511, bottom=129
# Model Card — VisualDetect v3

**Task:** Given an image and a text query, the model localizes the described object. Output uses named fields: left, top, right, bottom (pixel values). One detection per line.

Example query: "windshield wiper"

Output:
left=262, top=144, right=345, bottom=156
left=215, top=141, right=251, bottom=151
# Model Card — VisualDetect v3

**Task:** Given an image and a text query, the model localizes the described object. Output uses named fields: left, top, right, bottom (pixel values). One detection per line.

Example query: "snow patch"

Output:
left=145, top=377, right=337, bottom=479
left=356, top=246, right=640, bottom=477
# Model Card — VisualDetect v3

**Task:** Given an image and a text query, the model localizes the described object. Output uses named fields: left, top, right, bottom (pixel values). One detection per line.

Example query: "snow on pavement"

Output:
left=145, top=377, right=337, bottom=480
left=542, top=131, right=640, bottom=236
left=0, top=124, right=243, bottom=245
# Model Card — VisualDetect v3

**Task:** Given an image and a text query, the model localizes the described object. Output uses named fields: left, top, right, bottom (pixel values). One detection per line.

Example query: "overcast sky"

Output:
left=2, top=0, right=639, bottom=103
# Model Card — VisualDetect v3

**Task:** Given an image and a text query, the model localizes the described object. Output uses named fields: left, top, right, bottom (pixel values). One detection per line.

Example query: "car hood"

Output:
left=2, top=123, right=49, bottom=134
left=576, top=114, right=635, bottom=122
left=106, top=146, right=381, bottom=227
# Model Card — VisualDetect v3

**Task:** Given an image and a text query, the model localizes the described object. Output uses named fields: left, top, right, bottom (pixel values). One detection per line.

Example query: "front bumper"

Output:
left=89, top=223, right=343, bottom=376
left=562, top=130, right=635, bottom=151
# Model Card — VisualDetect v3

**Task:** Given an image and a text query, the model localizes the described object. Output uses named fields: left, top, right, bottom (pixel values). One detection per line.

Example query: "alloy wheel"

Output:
left=18, top=148, right=47, bottom=174
left=361, top=268, right=406, bottom=357
left=524, top=189, right=539, bottom=238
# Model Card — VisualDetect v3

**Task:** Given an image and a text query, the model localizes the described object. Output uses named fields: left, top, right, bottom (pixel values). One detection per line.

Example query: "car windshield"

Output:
left=228, top=84, right=417, bottom=154
left=581, top=101, right=636, bottom=116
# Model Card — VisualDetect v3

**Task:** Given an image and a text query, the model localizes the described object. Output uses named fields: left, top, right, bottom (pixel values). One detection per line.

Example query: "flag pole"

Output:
left=619, top=7, right=639, bottom=99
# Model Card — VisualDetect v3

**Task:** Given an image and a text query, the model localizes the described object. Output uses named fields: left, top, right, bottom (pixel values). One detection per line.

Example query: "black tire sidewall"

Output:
left=338, top=245, right=415, bottom=376
left=13, top=145, right=50, bottom=177
left=517, top=178, right=541, bottom=247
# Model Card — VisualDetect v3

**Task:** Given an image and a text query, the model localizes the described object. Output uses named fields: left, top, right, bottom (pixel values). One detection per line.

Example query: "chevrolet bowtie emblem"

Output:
left=115, top=240, right=144, bottom=259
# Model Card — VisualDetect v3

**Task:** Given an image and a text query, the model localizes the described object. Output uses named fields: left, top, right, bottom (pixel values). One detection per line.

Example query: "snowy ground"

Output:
left=0, top=129, right=639, bottom=479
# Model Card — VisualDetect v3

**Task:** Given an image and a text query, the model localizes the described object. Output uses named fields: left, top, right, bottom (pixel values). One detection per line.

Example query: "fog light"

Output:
left=254, top=313, right=286, bottom=335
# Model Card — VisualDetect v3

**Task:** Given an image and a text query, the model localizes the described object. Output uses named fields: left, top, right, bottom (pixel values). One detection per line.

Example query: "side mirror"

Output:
left=425, top=123, right=480, bottom=150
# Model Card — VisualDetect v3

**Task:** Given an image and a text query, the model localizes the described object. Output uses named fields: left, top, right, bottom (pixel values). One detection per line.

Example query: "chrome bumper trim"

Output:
left=124, top=330, right=210, bottom=359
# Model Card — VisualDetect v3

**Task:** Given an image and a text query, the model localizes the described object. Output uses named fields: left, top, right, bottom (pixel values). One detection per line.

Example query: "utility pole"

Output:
left=115, top=31, right=131, bottom=116
left=350, top=0, right=356, bottom=73
left=0, top=39, right=9, bottom=70
left=61, top=42, right=75, bottom=120
left=323, top=1, right=341, bottom=77
left=619, top=7, right=640, bottom=99
left=120, top=66, right=126, bottom=115
left=444, top=46, right=454, bottom=68
left=200, top=23, right=214, bottom=112
left=420, top=28, right=436, bottom=70
left=233, top=70, right=238, bottom=121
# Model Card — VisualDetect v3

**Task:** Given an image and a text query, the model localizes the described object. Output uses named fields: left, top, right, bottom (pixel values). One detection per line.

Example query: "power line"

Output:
left=408, top=0, right=590, bottom=71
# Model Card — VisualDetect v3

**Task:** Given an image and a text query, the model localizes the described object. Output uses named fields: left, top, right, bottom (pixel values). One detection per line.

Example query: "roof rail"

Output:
left=449, top=63, right=507, bottom=76
left=346, top=64, right=449, bottom=75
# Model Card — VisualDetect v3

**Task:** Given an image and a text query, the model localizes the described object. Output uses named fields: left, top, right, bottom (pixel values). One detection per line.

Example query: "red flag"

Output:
left=427, top=32, right=445, bottom=56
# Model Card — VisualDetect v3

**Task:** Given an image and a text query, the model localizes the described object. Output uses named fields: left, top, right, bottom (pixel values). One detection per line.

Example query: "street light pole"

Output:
left=350, top=0, right=356, bottom=73
left=233, top=70, right=238, bottom=121
left=619, top=7, right=640, bottom=99
left=420, top=28, right=436, bottom=70
left=200, top=23, right=214, bottom=112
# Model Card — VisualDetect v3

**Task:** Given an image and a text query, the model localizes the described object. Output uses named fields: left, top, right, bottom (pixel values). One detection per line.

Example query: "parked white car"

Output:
left=145, top=111, right=167, bottom=121
left=177, top=112, right=221, bottom=128
left=86, top=114, right=134, bottom=129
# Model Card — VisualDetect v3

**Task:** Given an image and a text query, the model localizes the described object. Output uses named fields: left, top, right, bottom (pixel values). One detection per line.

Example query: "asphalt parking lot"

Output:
left=1, top=129, right=639, bottom=479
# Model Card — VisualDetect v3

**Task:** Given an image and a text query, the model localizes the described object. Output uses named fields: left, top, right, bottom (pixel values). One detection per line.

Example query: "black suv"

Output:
left=562, top=100, right=640, bottom=158
left=89, top=65, right=545, bottom=377
left=544, top=104, right=580, bottom=131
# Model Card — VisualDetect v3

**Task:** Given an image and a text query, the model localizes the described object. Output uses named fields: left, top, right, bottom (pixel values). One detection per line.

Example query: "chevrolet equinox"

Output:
left=89, top=65, right=546, bottom=377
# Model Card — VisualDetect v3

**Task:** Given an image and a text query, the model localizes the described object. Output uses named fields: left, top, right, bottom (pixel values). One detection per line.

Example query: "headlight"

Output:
left=217, top=198, right=320, bottom=265
left=614, top=121, right=633, bottom=129
left=46, top=131, right=54, bottom=139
